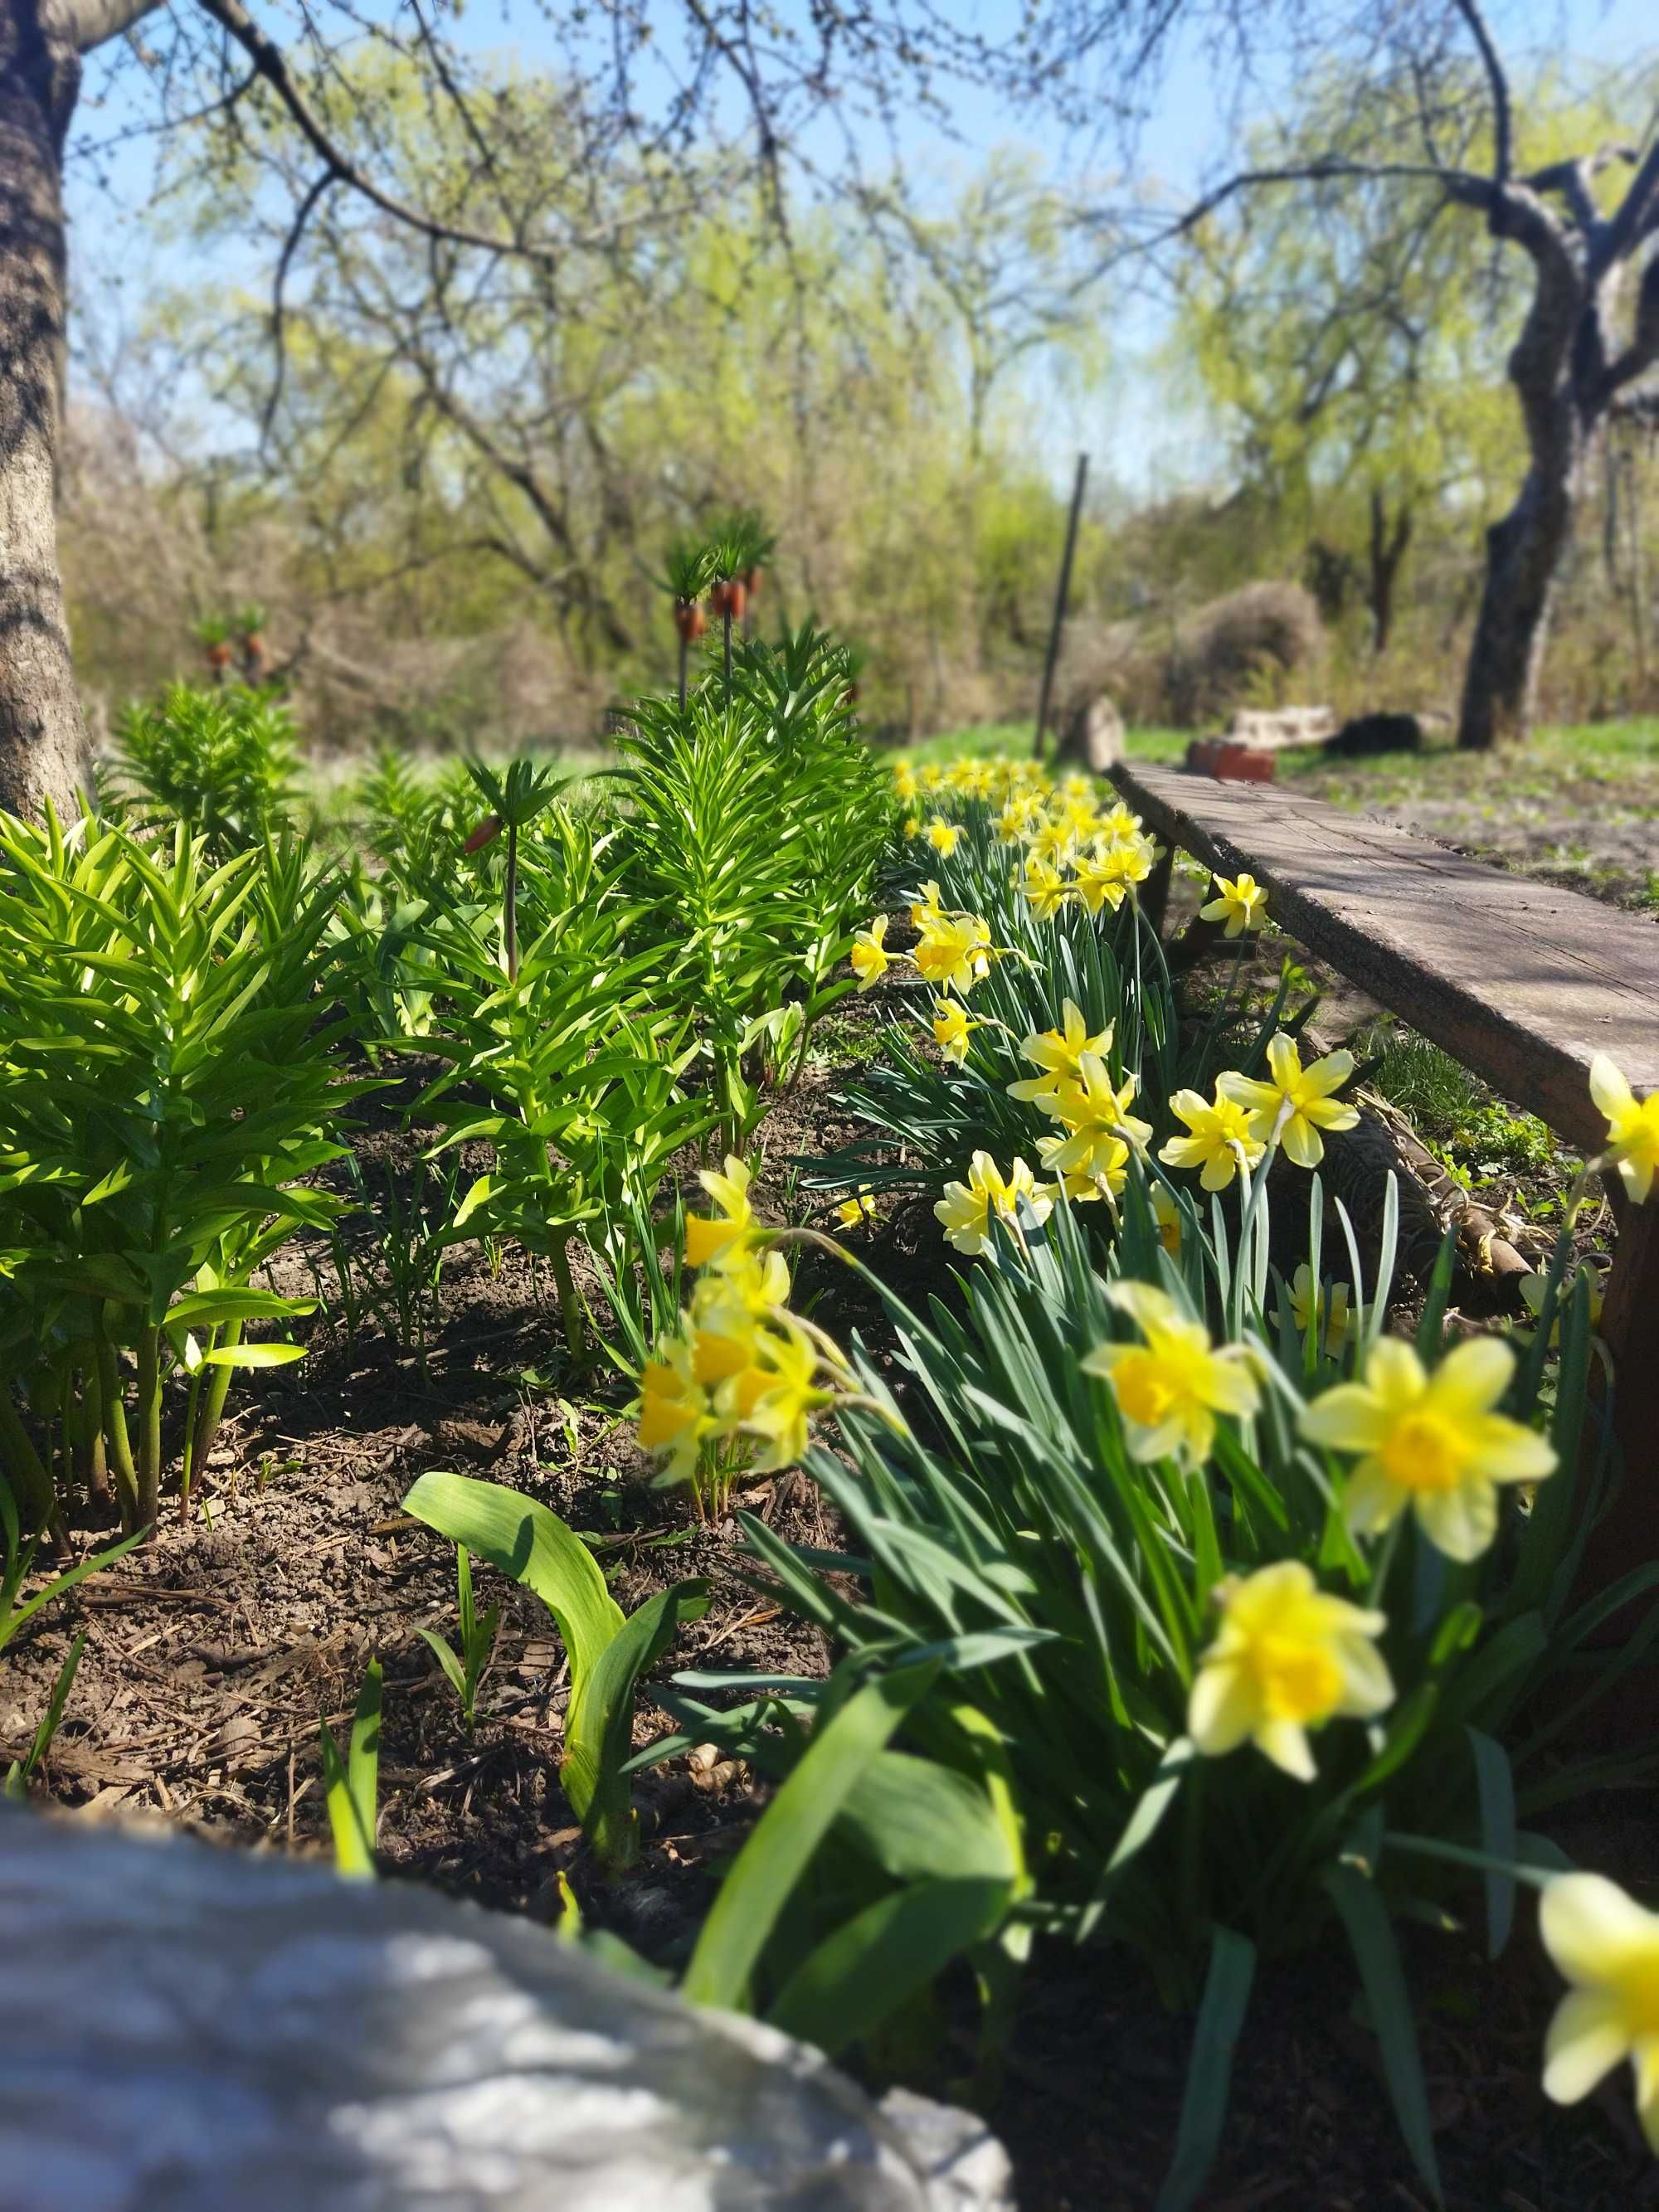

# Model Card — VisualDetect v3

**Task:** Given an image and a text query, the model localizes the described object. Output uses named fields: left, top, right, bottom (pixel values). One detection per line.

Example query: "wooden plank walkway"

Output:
left=1115, top=756, right=1659, bottom=1616
left=1113, top=761, right=1659, bottom=1155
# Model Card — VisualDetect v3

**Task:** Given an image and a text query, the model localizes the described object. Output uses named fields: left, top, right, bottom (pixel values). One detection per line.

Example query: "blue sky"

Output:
left=66, top=0, right=1656, bottom=491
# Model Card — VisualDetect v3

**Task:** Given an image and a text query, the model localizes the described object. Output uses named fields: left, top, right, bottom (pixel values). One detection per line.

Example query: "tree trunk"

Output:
left=0, top=0, right=90, bottom=822
left=1457, top=448, right=1582, bottom=750
left=1365, top=487, right=1412, bottom=658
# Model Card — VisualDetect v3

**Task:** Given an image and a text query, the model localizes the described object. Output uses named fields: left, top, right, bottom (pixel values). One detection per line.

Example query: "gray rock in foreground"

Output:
left=0, top=1807, right=1013, bottom=2212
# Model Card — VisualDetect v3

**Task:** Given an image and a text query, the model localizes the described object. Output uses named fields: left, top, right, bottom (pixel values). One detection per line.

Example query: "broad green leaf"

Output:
left=1155, top=1926, right=1257, bottom=2212
left=681, top=1662, right=939, bottom=2013
left=766, top=1876, right=1012, bottom=2055
left=202, top=1341, right=308, bottom=1369
left=321, top=1660, right=382, bottom=1880
left=1467, top=1727, right=1517, bottom=1957
left=839, top=1749, right=1022, bottom=1885
left=401, top=1470, right=624, bottom=1686
left=564, top=1578, right=709, bottom=1869
left=1323, top=1864, right=1443, bottom=2205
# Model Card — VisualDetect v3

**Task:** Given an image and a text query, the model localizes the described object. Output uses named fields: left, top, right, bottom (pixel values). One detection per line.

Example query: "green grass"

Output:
left=894, top=720, right=1190, bottom=771
left=1352, top=1019, right=1557, bottom=1182
left=1277, top=715, right=1659, bottom=789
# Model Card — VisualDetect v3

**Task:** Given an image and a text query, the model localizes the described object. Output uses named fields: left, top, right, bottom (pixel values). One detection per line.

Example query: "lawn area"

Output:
left=1284, top=715, right=1659, bottom=912
left=893, top=717, right=1190, bottom=769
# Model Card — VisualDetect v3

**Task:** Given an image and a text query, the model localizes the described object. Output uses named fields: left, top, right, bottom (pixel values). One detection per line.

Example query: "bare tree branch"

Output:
left=1452, top=0, right=1512, bottom=184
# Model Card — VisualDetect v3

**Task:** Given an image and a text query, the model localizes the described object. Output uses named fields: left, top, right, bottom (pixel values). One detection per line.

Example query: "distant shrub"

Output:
left=1165, top=580, right=1325, bottom=726
left=112, top=684, right=302, bottom=861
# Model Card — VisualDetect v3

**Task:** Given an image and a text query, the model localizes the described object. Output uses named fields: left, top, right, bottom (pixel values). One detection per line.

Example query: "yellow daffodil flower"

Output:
left=893, top=760, right=919, bottom=802
left=1159, top=1086, right=1267, bottom=1192
left=741, top=1323, right=836, bottom=1471
left=1301, top=1334, right=1556, bottom=1562
left=1590, top=1053, right=1659, bottom=1202
left=1199, top=871, right=1269, bottom=936
left=1038, top=1130, right=1128, bottom=1201
left=914, top=909, right=993, bottom=994
left=934, top=1150, right=1053, bottom=1256
left=1043, top=1053, right=1155, bottom=1173
left=932, top=997, right=975, bottom=1064
left=684, top=1155, right=755, bottom=1269
left=1517, top=1264, right=1603, bottom=1346
left=1007, top=999, right=1113, bottom=1110
left=918, top=763, right=944, bottom=793
left=835, top=1187, right=878, bottom=1228
left=850, top=914, right=891, bottom=988
left=1021, top=853, right=1071, bottom=921
left=688, top=1250, right=791, bottom=1383
left=1081, top=1281, right=1260, bottom=1466
left=910, top=879, right=945, bottom=928
left=638, top=1339, right=713, bottom=1481
left=1097, top=800, right=1142, bottom=841
left=995, top=795, right=1039, bottom=845
left=1070, top=850, right=1130, bottom=916
left=1540, top=1873, right=1659, bottom=2150
left=1218, top=1033, right=1360, bottom=1169
left=1074, top=834, right=1158, bottom=914
left=926, top=818, right=961, bottom=856
left=1189, top=1560, right=1394, bottom=1782
left=1029, top=815, right=1078, bottom=869
left=1151, top=1181, right=1183, bottom=1257
left=1059, top=771, right=1094, bottom=803
left=902, top=814, right=922, bottom=839
left=1288, top=1263, right=1351, bottom=1351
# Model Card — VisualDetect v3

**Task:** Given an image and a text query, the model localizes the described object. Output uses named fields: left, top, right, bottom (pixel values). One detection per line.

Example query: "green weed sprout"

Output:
left=416, top=1544, right=500, bottom=1732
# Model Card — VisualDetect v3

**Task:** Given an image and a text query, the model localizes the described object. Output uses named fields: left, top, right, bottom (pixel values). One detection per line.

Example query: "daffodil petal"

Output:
left=1542, top=1988, right=1631, bottom=2104
left=1255, top=1717, right=1316, bottom=1782
left=1280, top=1116, right=1325, bottom=1170
left=1588, top=1051, right=1636, bottom=1125
left=1541, top=1872, right=1659, bottom=1986
left=1301, top=1384, right=1390, bottom=1452
left=1414, top=1477, right=1499, bottom=1563
left=1426, top=1334, right=1514, bottom=1417
left=1342, top=1459, right=1404, bottom=1536
left=1188, top=1660, right=1258, bottom=1756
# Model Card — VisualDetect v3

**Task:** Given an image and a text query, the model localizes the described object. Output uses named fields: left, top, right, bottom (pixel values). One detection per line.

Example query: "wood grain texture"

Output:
left=1114, top=761, right=1659, bottom=1153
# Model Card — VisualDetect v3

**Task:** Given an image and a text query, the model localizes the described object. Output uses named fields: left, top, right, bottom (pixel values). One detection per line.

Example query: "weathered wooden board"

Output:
left=1113, top=761, right=1659, bottom=1154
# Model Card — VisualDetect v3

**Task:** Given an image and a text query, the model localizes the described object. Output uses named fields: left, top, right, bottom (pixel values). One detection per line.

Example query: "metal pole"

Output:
left=1033, top=451, right=1088, bottom=763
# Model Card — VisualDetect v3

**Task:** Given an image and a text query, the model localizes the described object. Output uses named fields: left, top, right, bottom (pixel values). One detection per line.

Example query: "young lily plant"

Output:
left=0, top=809, right=360, bottom=1534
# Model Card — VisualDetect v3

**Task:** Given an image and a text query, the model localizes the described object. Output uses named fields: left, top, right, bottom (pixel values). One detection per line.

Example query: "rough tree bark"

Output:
left=0, top=0, right=88, bottom=820
left=0, top=0, right=158, bottom=822
left=1365, top=485, right=1412, bottom=657
left=1453, top=137, right=1659, bottom=750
